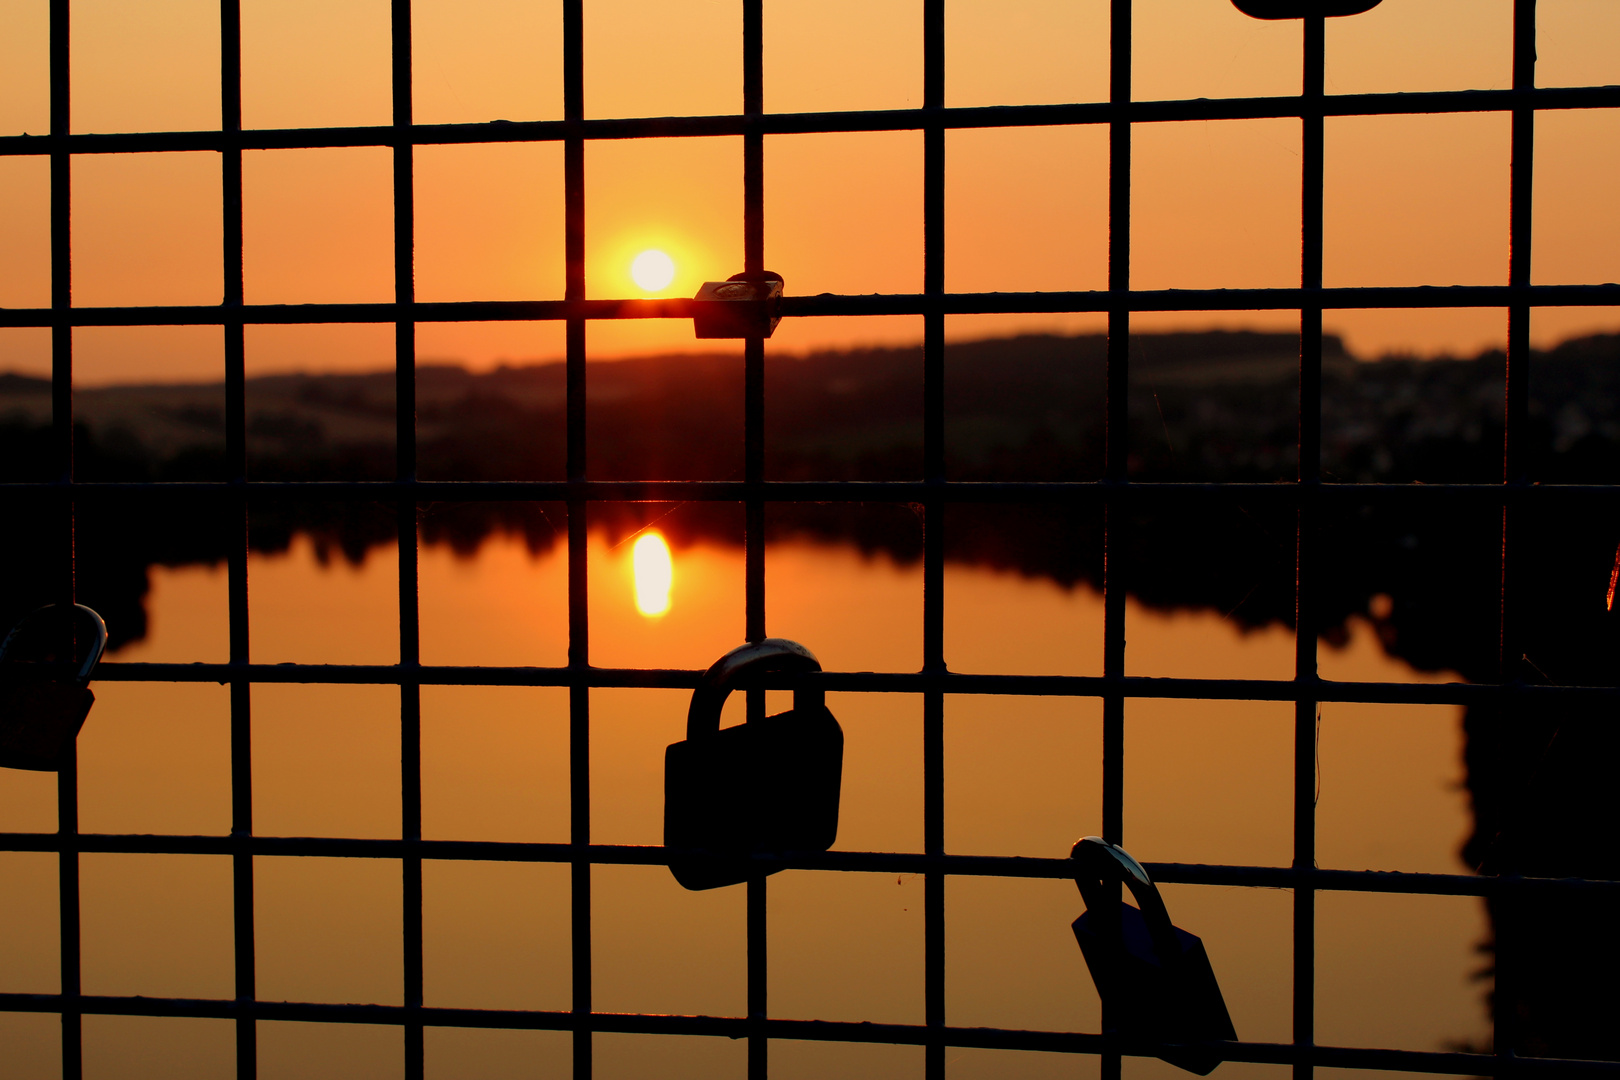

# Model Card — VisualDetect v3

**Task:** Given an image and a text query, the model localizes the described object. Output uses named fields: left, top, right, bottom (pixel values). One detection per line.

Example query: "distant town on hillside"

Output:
left=5, top=329, right=1618, bottom=490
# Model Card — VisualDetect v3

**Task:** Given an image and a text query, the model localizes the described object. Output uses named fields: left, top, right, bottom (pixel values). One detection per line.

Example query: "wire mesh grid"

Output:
left=2, top=1, right=1619, bottom=1078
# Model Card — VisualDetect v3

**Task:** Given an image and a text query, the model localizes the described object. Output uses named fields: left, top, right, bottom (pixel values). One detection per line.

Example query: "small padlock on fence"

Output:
left=0, top=604, right=108, bottom=772
left=664, top=638, right=843, bottom=890
left=691, top=271, right=784, bottom=339
left=1071, top=836, right=1237, bottom=1075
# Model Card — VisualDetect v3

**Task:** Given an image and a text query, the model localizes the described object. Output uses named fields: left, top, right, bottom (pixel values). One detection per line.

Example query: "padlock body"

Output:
left=665, top=704, right=843, bottom=890
left=1074, top=903, right=1237, bottom=1076
left=1231, top=0, right=1381, bottom=18
left=692, top=279, right=783, bottom=339
left=0, top=681, right=95, bottom=771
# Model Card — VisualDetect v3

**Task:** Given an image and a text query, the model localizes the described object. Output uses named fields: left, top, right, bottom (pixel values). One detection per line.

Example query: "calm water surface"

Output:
left=0, top=533, right=1486, bottom=1079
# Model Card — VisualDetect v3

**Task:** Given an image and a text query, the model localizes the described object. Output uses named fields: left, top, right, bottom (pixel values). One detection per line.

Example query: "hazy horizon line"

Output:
left=8, top=324, right=1614, bottom=392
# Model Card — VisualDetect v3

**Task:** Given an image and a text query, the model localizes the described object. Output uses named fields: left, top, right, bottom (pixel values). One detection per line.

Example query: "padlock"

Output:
left=1231, top=0, right=1381, bottom=18
left=1070, top=836, right=1237, bottom=1076
left=0, top=603, right=108, bottom=772
left=664, top=638, right=842, bottom=890
left=692, top=271, right=784, bottom=339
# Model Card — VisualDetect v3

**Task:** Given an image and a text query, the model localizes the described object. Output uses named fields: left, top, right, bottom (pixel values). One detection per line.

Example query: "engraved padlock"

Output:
left=1231, top=0, right=1381, bottom=18
left=1071, top=837, right=1237, bottom=1076
left=664, top=638, right=843, bottom=890
left=692, top=271, right=784, bottom=339
left=0, top=603, right=108, bottom=772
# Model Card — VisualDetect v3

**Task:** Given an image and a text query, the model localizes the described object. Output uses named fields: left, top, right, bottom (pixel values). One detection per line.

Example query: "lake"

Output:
left=0, top=530, right=1485, bottom=1079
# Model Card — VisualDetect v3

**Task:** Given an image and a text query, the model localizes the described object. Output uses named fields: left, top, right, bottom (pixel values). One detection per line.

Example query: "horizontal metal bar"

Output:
left=782, top=283, right=1620, bottom=315
left=81, top=661, right=1620, bottom=710
left=5, top=833, right=1615, bottom=898
left=0, top=994, right=1611, bottom=1075
left=2, top=284, right=1617, bottom=329
left=2, top=479, right=1618, bottom=509
left=2, top=84, right=1617, bottom=158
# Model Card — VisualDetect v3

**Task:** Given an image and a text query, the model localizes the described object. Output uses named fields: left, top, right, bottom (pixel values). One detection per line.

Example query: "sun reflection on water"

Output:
left=632, top=531, right=673, bottom=616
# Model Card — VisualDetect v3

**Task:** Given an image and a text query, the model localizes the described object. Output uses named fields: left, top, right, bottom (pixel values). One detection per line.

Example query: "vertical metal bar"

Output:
left=1102, top=0, right=1131, bottom=846
left=220, top=2, right=256, bottom=1076
left=228, top=685, right=255, bottom=1080
left=392, top=0, right=418, bottom=489
left=1498, top=2, right=1538, bottom=1069
left=389, top=3, right=424, bottom=1076
left=221, top=0, right=244, bottom=476
left=1101, top=2, right=1131, bottom=1077
left=48, top=3, right=80, bottom=1077
left=398, top=547, right=424, bottom=1076
left=1101, top=19, right=1132, bottom=839
left=222, top=0, right=245, bottom=489
left=1295, top=17, right=1326, bottom=1080
left=563, top=3, right=591, bottom=1077
left=742, top=4, right=769, bottom=1078
left=742, top=0, right=764, bottom=279
left=1299, top=21, right=1324, bottom=489
left=49, top=0, right=72, bottom=500
left=745, top=845, right=768, bottom=1080
left=1504, top=0, right=1536, bottom=495
left=55, top=740, right=80, bottom=1080
left=922, top=3, right=946, bottom=1080
left=399, top=579, right=423, bottom=1080
left=742, top=0, right=766, bottom=657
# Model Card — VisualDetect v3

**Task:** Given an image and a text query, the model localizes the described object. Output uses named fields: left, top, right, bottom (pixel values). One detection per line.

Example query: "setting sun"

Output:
left=630, top=249, right=676, bottom=292
left=632, top=531, right=674, bottom=616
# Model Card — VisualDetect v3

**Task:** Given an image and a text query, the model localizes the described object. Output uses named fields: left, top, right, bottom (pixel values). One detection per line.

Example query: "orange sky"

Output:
left=1, top=0, right=1618, bottom=384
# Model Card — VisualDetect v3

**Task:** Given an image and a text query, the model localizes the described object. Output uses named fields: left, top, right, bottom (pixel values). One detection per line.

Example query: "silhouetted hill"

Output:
left=12, top=329, right=1618, bottom=489
left=5, top=328, right=1619, bottom=666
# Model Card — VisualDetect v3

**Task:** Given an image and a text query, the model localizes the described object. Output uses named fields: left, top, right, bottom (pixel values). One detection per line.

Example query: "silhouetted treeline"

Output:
left=4, top=330, right=1619, bottom=662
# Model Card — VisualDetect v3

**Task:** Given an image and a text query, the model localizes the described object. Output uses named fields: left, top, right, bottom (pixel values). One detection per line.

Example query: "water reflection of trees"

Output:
left=3, top=330, right=1618, bottom=1059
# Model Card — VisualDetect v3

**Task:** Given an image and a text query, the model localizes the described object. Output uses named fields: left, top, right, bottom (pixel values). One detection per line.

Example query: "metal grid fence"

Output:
left=2, top=1, right=1619, bottom=1079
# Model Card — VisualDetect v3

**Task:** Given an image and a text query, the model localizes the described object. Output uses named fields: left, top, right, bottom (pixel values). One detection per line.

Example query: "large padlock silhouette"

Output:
left=1231, top=0, right=1381, bottom=18
left=664, top=638, right=843, bottom=890
left=1071, top=836, right=1237, bottom=1075
left=0, top=604, right=108, bottom=772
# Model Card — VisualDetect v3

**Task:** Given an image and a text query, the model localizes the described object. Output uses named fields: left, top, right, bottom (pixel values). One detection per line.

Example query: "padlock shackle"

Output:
left=1070, top=836, right=1185, bottom=971
left=686, top=638, right=822, bottom=741
left=0, top=604, right=108, bottom=686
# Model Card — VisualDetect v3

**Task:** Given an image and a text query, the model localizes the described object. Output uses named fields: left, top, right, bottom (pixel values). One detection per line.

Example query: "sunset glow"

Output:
left=630, top=249, right=676, bottom=293
left=7, top=4, right=1620, bottom=1076
left=2, top=2, right=1615, bottom=379
left=632, top=531, right=673, bottom=616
